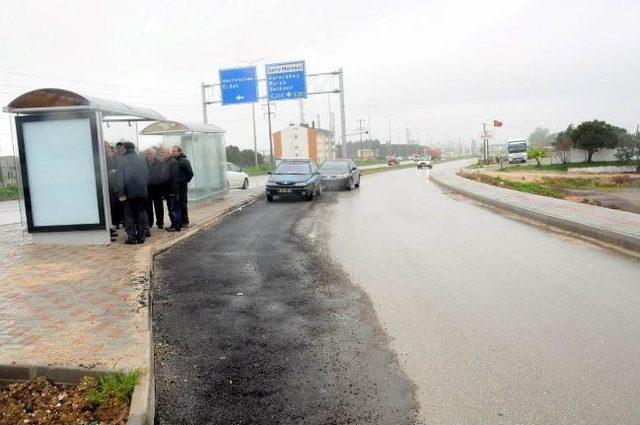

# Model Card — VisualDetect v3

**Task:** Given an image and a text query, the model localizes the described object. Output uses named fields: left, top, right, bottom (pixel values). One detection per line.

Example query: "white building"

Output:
left=273, top=123, right=335, bottom=163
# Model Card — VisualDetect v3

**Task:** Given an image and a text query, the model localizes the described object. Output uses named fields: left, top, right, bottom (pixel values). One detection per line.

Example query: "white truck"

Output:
left=507, top=138, right=528, bottom=164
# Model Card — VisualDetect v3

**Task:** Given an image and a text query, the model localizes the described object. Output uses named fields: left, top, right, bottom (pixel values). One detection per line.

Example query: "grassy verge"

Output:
left=460, top=170, right=640, bottom=199
left=0, top=184, right=19, bottom=201
left=360, top=163, right=416, bottom=176
left=355, top=159, right=388, bottom=166
left=501, top=160, right=622, bottom=172
left=242, top=164, right=272, bottom=176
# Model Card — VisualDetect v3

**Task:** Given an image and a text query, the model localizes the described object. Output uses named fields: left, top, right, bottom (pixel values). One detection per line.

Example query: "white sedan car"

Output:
left=227, top=162, right=250, bottom=189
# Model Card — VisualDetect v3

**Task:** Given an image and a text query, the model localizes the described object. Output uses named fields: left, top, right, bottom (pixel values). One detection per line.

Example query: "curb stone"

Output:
left=430, top=172, right=640, bottom=253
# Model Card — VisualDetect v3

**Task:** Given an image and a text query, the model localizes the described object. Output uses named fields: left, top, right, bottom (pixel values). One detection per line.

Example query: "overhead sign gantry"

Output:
left=201, top=60, right=348, bottom=161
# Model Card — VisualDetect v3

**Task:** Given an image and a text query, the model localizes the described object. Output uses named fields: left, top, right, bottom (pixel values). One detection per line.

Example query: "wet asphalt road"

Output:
left=328, top=164, right=640, bottom=424
left=153, top=192, right=417, bottom=424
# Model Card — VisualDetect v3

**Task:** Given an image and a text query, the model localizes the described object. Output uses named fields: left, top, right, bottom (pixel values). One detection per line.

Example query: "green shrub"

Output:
left=0, top=184, right=19, bottom=201
left=85, top=371, right=138, bottom=405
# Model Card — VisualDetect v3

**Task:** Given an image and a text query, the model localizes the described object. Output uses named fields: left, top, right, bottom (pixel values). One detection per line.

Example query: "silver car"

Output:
left=320, top=159, right=361, bottom=190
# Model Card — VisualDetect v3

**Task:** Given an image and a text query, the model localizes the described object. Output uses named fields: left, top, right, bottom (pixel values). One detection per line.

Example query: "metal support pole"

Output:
left=338, top=68, right=347, bottom=159
left=267, top=102, right=274, bottom=167
left=251, top=103, right=258, bottom=167
left=201, top=82, right=208, bottom=124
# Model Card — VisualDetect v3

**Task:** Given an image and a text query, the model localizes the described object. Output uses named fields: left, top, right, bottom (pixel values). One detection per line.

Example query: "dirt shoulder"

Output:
left=460, top=168, right=640, bottom=213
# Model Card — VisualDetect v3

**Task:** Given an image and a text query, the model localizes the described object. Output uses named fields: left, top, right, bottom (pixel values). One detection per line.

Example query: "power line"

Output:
left=0, top=69, right=199, bottom=97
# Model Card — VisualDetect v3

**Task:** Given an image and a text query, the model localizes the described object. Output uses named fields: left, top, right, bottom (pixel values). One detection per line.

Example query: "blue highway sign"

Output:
left=265, top=60, right=307, bottom=101
left=219, top=66, right=258, bottom=105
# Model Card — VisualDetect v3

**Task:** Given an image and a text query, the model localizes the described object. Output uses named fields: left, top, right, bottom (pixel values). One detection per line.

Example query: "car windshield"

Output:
left=508, top=142, right=527, bottom=153
left=320, top=162, right=349, bottom=173
left=274, top=162, right=311, bottom=175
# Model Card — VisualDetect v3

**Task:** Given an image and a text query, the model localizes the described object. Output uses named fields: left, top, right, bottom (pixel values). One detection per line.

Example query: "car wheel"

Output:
left=306, top=191, right=314, bottom=201
left=355, top=177, right=360, bottom=188
left=242, top=178, right=249, bottom=189
left=266, top=194, right=273, bottom=202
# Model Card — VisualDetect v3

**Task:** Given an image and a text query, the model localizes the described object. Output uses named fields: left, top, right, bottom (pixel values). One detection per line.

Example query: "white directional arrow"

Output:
left=236, top=95, right=244, bottom=101
left=286, top=91, right=292, bottom=97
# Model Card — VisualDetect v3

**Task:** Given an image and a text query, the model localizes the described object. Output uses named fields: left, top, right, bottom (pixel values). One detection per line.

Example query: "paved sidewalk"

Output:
left=431, top=160, right=640, bottom=251
left=0, top=187, right=264, bottom=371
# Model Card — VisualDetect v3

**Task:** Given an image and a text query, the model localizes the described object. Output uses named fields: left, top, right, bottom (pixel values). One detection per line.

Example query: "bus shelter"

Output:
left=140, top=120, right=228, bottom=203
left=3, top=88, right=165, bottom=245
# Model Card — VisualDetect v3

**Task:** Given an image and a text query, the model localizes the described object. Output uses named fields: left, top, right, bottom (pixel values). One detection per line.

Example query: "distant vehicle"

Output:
left=507, top=138, right=528, bottom=163
left=417, top=156, right=432, bottom=169
left=387, top=157, right=400, bottom=166
left=320, top=159, right=360, bottom=190
left=265, top=159, right=322, bottom=202
left=429, top=148, right=442, bottom=160
left=226, top=162, right=249, bottom=189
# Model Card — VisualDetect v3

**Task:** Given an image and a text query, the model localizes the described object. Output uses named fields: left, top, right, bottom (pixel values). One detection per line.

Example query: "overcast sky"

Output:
left=1, top=0, right=639, bottom=155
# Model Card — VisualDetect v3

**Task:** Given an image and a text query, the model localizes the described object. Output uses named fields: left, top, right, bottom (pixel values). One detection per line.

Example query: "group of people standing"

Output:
left=105, top=141, right=193, bottom=245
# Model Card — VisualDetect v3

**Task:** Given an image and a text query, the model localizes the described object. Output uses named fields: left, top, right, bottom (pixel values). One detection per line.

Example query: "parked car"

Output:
left=387, top=157, right=400, bottom=166
left=265, top=159, right=323, bottom=202
left=320, top=159, right=360, bottom=190
left=417, top=156, right=432, bottom=169
left=227, top=162, right=249, bottom=189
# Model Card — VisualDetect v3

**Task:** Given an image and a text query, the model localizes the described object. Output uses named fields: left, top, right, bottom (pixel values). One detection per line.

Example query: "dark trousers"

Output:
left=124, top=197, right=149, bottom=242
left=146, top=185, right=164, bottom=228
left=110, top=191, right=123, bottom=227
left=166, top=195, right=182, bottom=230
left=178, top=183, right=189, bottom=225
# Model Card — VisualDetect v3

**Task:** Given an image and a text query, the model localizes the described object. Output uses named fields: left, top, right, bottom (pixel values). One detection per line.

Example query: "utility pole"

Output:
left=363, top=104, right=376, bottom=143
left=338, top=68, right=348, bottom=159
left=482, top=122, right=489, bottom=165
left=251, top=103, right=258, bottom=167
left=356, top=118, right=366, bottom=157
left=299, top=99, right=305, bottom=124
left=386, top=115, right=393, bottom=144
left=264, top=102, right=275, bottom=167
left=236, top=57, right=265, bottom=168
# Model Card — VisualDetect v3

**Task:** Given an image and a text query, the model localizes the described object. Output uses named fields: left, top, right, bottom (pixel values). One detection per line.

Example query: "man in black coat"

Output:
left=116, top=142, right=150, bottom=244
left=160, top=147, right=182, bottom=232
left=145, top=148, right=165, bottom=231
left=171, top=145, right=194, bottom=227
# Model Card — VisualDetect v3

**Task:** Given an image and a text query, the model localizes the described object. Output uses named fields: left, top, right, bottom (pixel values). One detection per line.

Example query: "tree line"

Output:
left=225, top=145, right=265, bottom=168
left=527, top=121, right=640, bottom=171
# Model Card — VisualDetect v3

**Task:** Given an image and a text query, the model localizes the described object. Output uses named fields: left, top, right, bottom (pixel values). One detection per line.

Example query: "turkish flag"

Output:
left=493, top=120, right=503, bottom=127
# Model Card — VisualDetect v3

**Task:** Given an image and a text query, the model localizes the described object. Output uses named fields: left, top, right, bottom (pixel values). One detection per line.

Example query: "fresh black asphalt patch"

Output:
left=153, top=194, right=418, bottom=424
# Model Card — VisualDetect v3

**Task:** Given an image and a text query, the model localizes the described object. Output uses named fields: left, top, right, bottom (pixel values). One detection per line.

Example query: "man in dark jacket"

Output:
left=145, top=148, right=165, bottom=231
left=116, top=142, right=150, bottom=244
left=106, top=141, right=124, bottom=229
left=104, top=142, right=119, bottom=241
left=171, top=145, right=193, bottom=227
left=160, top=147, right=182, bottom=232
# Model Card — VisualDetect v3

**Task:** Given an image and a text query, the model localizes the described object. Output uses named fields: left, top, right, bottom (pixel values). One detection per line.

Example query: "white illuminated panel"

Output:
left=22, top=118, right=100, bottom=227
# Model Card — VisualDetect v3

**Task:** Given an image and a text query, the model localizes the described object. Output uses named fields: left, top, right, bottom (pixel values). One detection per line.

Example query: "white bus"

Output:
left=507, top=138, right=528, bottom=163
